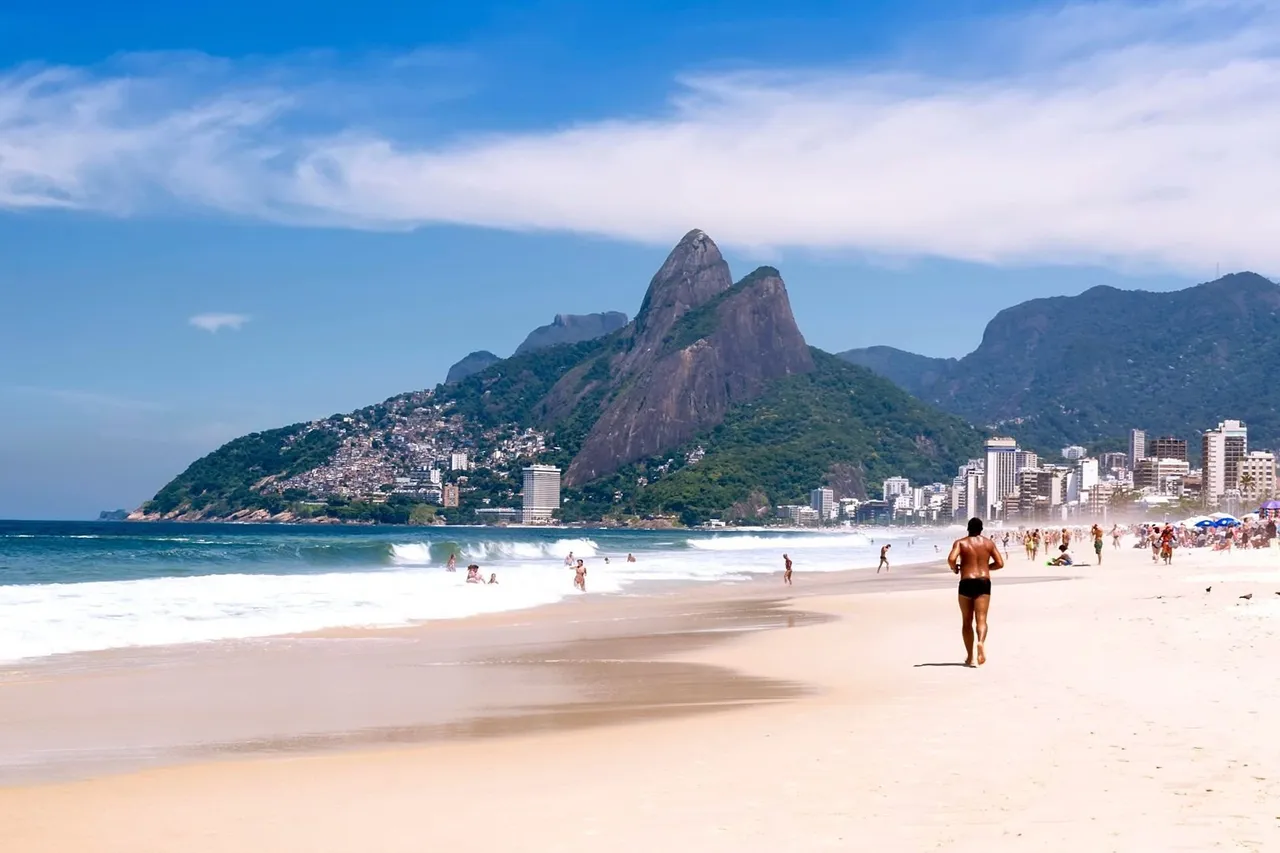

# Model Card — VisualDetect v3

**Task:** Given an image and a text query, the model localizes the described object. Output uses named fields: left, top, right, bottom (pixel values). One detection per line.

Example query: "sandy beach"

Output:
left=3, top=542, right=1279, bottom=850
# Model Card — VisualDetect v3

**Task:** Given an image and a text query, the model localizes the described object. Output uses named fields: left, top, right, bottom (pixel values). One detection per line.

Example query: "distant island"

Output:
left=98, top=509, right=130, bottom=521
left=135, top=230, right=980, bottom=526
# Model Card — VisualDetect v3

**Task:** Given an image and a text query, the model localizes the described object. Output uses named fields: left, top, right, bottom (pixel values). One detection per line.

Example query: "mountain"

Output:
left=140, top=230, right=984, bottom=525
left=514, top=312, right=629, bottom=356
left=445, top=351, right=501, bottom=384
left=839, top=272, right=1280, bottom=452
left=444, top=313, right=629, bottom=384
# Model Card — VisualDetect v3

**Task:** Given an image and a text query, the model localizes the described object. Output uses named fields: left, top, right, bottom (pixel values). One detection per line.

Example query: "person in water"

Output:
left=488, top=573, right=498, bottom=584
left=946, top=517, right=1004, bottom=667
left=626, top=553, right=636, bottom=563
left=783, top=553, right=793, bottom=585
left=465, top=564, right=483, bottom=583
left=574, top=559, right=587, bottom=591
left=447, top=552, right=457, bottom=572
left=877, top=544, right=891, bottom=573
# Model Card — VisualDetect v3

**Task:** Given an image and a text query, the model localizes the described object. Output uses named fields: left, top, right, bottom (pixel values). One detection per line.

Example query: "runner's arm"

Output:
left=989, top=544, right=1005, bottom=571
left=946, top=540, right=961, bottom=573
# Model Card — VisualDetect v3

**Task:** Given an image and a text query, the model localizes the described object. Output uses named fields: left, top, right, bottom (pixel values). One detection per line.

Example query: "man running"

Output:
left=947, top=518, right=1004, bottom=667
left=877, top=543, right=891, bottom=573
left=783, top=553, right=793, bottom=585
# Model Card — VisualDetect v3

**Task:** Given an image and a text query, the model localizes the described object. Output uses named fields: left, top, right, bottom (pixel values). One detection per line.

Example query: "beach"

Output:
left=3, top=540, right=1279, bottom=850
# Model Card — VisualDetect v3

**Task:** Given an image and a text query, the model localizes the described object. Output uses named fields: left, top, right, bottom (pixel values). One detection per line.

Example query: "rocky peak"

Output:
left=631, top=229, right=732, bottom=354
left=514, top=311, right=629, bottom=355
left=564, top=261, right=813, bottom=486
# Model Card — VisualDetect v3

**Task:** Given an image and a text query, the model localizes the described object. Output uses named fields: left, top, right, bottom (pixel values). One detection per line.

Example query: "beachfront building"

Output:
left=1015, top=449, right=1040, bottom=472
left=520, top=464, right=561, bottom=523
left=1149, top=436, right=1188, bottom=462
left=882, top=477, right=911, bottom=502
left=1238, top=451, right=1276, bottom=500
left=1134, top=458, right=1191, bottom=495
left=778, top=504, right=820, bottom=526
left=1061, top=445, right=1088, bottom=461
left=984, top=437, right=1019, bottom=519
left=810, top=488, right=835, bottom=521
left=1017, top=467, right=1066, bottom=519
left=1202, top=420, right=1248, bottom=506
left=450, top=452, right=470, bottom=472
left=1129, top=429, right=1147, bottom=469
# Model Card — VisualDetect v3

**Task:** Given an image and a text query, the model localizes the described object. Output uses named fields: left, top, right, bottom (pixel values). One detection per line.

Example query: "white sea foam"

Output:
left=389, top=543, right=432, bottom=565
left=0, top=529, right=947, bottom=662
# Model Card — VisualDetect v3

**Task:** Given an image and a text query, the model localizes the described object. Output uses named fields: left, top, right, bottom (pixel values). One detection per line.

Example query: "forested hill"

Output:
left=840, top=272, right=1280, bottom=453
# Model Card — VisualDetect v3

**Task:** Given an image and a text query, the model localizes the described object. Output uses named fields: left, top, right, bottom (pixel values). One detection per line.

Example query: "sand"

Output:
left=2, top=542, right=1279, bottom=850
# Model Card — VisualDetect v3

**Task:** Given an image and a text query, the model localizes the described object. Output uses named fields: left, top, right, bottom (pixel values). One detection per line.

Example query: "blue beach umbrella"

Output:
left=1213, top=517, right=1240, bottom=527
left=1194, top=519, right=1215, bottom=528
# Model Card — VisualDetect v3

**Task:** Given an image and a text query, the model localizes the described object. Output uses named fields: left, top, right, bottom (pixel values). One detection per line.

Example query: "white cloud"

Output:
left=5, top=386, right=166, bottom=412
left=189, top=313, right=250, bottom=333
left=3, top=1, right=1280, bottom=272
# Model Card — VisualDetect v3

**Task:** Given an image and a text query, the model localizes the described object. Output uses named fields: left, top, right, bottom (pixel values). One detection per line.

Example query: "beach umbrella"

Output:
left=1259, top=500, right=1280, bottom=510
left=1213, top=517, right=1240, bottom=527
left=1194, top=519, right=1215, bottom=528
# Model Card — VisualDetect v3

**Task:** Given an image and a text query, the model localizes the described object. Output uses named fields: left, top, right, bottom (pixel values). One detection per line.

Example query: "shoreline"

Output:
left=0, top=558, right=960, bottom=786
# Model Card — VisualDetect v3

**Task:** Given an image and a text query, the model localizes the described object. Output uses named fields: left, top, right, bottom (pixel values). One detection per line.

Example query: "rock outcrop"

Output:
left=514, top=312, right=629, bottom=355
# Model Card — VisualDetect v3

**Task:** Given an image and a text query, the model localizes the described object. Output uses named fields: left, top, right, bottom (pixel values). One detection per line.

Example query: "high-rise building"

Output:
left=1061, top=445, right=1088, bottom=461
left=441, top=484, right=459, bottom=508
left=1101, top=451, right=1128, bottom=474
left=1134, top=458, right=1191, bottom=493
left=1015, top=450, right=1040, bottom=472
left=1079, top=458, right=1100, bottom=491
left=984, top=437, right=1019, bottom=519
left=450, top=452, right=470, bottom=472
left=809, top=488, right=835, bottom=521
left=1202, top=420, right=1247, bottom=505
left=1239, top=451, right=1276, bottom=500
left=882, top=477, right=911, bottom=502
left=1149, top=436, right=1188, bottom=462
left=521, top=465, right=561, bottom=523
left=1128, top=429, right=1147, bottom=469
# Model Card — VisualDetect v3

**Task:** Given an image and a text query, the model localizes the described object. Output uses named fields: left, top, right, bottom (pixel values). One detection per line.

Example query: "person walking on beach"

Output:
left=1111, top=525, right=1122, bottom=550
left=877, top=544, right=891, bottom=573
left=947, top=518, right=1004, bottom=667
left=573, top=559, right=587, bottom=591
left=783, top=553, right=793, bottom=585
left=1091, top=524, right=1104, bottom=565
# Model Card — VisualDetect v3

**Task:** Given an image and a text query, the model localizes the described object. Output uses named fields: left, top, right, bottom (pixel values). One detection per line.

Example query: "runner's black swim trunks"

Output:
left=957, top=577, right=992, bottom=598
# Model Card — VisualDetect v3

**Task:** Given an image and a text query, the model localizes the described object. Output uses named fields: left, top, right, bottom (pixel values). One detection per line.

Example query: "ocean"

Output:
left=0, top=520, right=952, bottom=662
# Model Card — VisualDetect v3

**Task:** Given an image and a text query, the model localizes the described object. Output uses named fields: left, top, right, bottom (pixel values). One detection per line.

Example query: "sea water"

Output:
left=0, top=520, right=953, bottom=662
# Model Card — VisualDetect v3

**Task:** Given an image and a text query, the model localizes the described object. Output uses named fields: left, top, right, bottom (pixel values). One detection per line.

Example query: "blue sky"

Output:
left=4, top=0, right=1275, bottom=519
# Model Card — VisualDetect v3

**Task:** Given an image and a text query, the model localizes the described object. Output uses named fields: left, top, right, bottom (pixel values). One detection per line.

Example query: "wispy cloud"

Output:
left=189, top=313, right=250, bottom=332
left=2, top=2, right=1280, bottom=272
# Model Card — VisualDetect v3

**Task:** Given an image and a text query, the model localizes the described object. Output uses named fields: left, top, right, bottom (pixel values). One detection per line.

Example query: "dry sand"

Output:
left=3, top=542, right=1280, bottom=851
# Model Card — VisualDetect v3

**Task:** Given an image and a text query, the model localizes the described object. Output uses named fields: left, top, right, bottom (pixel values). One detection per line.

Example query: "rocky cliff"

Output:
left=561, top=246, right=814, bottom=484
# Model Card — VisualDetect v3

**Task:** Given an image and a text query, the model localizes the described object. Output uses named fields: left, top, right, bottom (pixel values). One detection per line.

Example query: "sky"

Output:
left=2, top=0, right=1274, bottom=519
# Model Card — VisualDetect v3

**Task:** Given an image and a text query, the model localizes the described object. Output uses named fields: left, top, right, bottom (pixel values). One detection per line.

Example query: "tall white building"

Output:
left=450, top=452, right=470, bottom=472
left=1079, top=458, right=1100, bottom=491
left=984, top=437, right=1019, bottom=519
left=1062, top=445, right=1088, bottom=461
left=810, top=488, right=835, bottom=521
left=1128, top=429, right=1147, bottom=470
left=1202, top=420, right=1247, bottom=505
left=521, top=465, right=561, bottom=523
left=882, top=477, right=911, bottom=502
